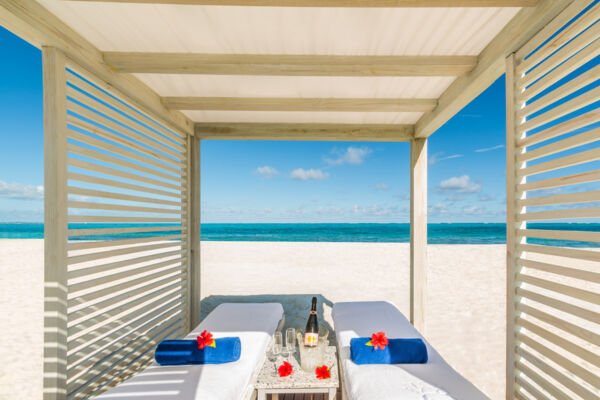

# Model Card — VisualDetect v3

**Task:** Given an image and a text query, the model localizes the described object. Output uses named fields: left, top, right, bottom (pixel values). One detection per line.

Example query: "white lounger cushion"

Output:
left=332, top=301, right=488, bottom=400
left=97, top=302, right=284, bottom=400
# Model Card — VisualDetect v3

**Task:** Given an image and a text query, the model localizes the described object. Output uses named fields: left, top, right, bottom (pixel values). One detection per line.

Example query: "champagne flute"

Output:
left=274, top=332, right=283, bottom=363
left=285, top=328, right=296, bottom=362
left=266, top=340, right=279, bottom=376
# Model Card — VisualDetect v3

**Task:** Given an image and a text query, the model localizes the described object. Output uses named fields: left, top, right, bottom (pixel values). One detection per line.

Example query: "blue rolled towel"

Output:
left=350, top=337, right=428, bottom=364
left=155, top=337, right=241, bottom=365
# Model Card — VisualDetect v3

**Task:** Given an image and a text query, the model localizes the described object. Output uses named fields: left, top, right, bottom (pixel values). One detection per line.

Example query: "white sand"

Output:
left=1, top=240, right=507, bottom=399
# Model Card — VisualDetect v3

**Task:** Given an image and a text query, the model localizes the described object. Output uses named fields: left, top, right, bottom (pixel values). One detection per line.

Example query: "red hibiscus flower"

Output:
left=367, top=331, right=389, bottom=350
left=278, top=361, right=293, bottom=377
left=196, top=330, right=216, bottom=350
left=315, top=365, right=331, bottom=380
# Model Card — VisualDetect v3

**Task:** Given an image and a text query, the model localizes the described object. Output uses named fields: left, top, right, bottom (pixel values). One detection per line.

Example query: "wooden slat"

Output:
left=518, top=85, right=600, bottom=133
left=67, top=72, right=186, bottom=146
left=516, top=346, right=598, bottom=399
left=517, top=206, right=600, bottom=221
left=67, top=129, right=183, bottom=176
left=68, top=172, right=183, bottom=199
left=415, top=0, right=574, bottom=138
left=68, top=234, right=183, bottom=251
left=63, top=0, right=541, bottom=6
left=68, top=215, right=182, bottom=224
left=68, top=250, right=182, bottom=279
left=68, top=225, right=181, bottom=238
left=517, top=169, right=600, bottom=191
left=517, top=287, right=600, bottom=323
left=520, top=37, right=600, bottom=102
left=517, top=227, right=600, bottom=242
left=518, top=333, right=600, bottom=390
left=518, top=303, right=600, bottom=346
left=518, top=273, right=600, bottom=304
left=67, top=144, right=182, bottom=183
left=517, top=127, right=600, bottom=163
left=517, top=0, right=600, bottom=69
left=518, top=65, right=600, bottom=119
left=517, top=317, right=600, bottom=368
left=518, top=19, right=600, bottom=88
left=516, top=257, right=600, bottom=283
left=164, top=97, right=437, bottom=112
left=196, top=122, right=414, bottom=141
left=68, top=186, right=182, bottom=207
left=518, top=243, right=600, bottom=262
left=517, top=146, right=600, bottom=177
left=518, top=190, right=600, bottom=207
left=410, top=138, right=427, bottom=333
left=67, top=241, right=181, bottom=266
left=68, top=158, right=183, bottom=192
left=518, top=108, right=600, bottom=148
left=104, top=53, right=477, bottom=76
left=515, top=375, right=548, bottom=400
left=515, top=361, right=572, bottom=400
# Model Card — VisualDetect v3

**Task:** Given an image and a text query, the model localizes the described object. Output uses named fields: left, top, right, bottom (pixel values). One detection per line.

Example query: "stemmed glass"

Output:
left=267, top=333, right=282, bottom=376
left=274, top=331, right=283, bottom=362
left=285, top=328, right=296, bottom=362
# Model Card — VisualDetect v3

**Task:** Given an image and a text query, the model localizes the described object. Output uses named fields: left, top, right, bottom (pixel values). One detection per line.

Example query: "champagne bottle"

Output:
left=304, top=297, right=319, bottom=347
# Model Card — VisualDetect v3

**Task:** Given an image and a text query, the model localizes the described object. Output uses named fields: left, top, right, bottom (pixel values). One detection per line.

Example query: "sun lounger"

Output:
left=332, top=301, right=488, bottom=400
left=97, top=302, right=284, bottom=400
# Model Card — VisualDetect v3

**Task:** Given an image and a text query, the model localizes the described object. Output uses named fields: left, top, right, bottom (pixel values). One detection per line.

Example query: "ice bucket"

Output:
left=296, top=326, right=329, bottom=372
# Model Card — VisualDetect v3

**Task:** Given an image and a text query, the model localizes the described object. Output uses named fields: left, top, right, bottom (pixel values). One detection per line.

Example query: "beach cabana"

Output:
left=0, top=0, right=598, bottom=398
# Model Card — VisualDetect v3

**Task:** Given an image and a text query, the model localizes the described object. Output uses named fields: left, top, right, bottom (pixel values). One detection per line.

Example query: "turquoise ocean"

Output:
left=0, top=223, right=599, bottom=247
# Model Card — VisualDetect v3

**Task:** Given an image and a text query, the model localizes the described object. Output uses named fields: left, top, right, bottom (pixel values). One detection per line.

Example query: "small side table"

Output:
left=254, top=346, right=339, bottom=400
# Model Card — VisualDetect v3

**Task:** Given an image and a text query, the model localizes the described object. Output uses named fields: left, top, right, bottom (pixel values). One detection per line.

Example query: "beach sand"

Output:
left=1, top=240, right=507, bottom=399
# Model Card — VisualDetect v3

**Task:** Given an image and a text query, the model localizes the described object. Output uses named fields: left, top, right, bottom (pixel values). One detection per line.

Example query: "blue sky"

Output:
left=5, top=24, right=588, bottom=224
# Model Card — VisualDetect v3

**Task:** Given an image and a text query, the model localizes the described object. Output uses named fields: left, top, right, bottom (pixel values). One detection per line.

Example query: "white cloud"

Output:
left=475, top=144, right=504, bottom=153
left=375, top=184, right=390, bottom=191
left=290, top=168, right=329, bottom=181
left=479, top=194, right=496, bottom=201
left=429, top=152, right=463, bottom=165
left=255, top=165, right=278, bottom=178
left=428, top=203, right=449, bottom=216
left=325, top=146, right=372, bottom=165
left=462, top=205, right=485, bottom=215
left=436, top=175, right=481, bottom=194
left=0, top=180, right=44, bottom=200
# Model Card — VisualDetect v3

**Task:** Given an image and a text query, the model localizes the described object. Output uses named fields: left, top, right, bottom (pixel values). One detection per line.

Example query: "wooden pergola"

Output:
left=0, top=0, right=598, bottom=399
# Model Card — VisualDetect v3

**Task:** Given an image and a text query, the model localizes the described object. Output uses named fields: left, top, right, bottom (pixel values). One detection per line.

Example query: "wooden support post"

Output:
left=43, top=47, right=69, bottom=400
left=188, top=135, right=202, bottom=330
left=410, top=137, right=427, bottom=333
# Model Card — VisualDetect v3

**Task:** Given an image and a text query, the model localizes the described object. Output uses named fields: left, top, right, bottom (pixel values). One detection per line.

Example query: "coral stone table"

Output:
left=254, top=346, right=339, bottom=400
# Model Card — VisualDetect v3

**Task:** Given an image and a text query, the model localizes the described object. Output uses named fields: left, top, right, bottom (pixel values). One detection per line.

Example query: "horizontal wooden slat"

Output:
left=67, top=241, right=182, bottom=265
left=517, top=206, right=600, bottom=221
left=518, top=169, right=600, bottom=192
left=69, top=215, right=182, bottom=224
left=64, top=0, right=541, bottom=6
left=68, top=172, right=183, bottom=199
left=68, top=200, right=181, bottom=216
left=517, top=317, right=600, bottom=368
left=69, top=158, right=182, bottom=192
left=68, top=144, right=182, bottom=184
left=196, top=122, right=414, bottom=141
left=517, top=303, right=600, bottom=346
left=515, top=375, right=548, bottom=400
left=517, top=243, right=600, bottom=262
left=164, top=96, right=437, bottom=112
left=67, top=129, right=183, bottom=176
left=518, top=147, right=600, bottom=177
left=68, top=250, right=182, bottom=279
left=68, top=234, right=183, bottom=251
left=518, top=21, right=600, bottom=89
left=517, top=1, right=600, bottom=72
left=519, top=85, right=600, bottom=133
left=521, top=37, right=600, bottom=102
left=518, top=108, right=600, bottom=148
left=518, top=190, right=600, bottom=207
left=516, top=345, right=598, bottom=399
left=68, top=225, right=181, bottom=238
left=514, top=361, right=572, bottom=400
left=104, top=53, right=477, bottom=76
left=517, top=127, right=600, bottom=163
left=517, top=227, right=600, bottom=243
left=518, top=333, right=600, bottom=390
left=519, top=65, right=600, bottom=120
left=517, top=287, right=600, bottom=323
left=516, top=257, right=600, bottom=283
left=67, top=71, right=187, bottom=146
left=68, top=186, right=182, bottom=207
left=518, top=273, right=600, bottom=304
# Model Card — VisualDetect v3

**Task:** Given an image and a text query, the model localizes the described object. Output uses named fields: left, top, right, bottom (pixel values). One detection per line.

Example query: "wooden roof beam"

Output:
left=164, top=97, right=437, bottom=112
left=64, top=1, right=540, bottom=7
left=195, top=122, right=414, bottom=141
left=103, top=54, right=477, bottom=77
